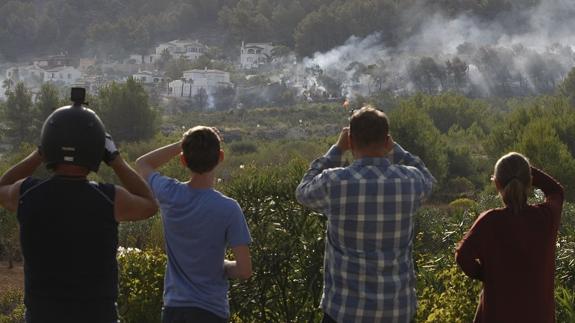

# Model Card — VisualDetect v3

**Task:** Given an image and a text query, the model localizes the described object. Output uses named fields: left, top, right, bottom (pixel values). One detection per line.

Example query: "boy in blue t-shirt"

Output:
left=136, top=126, right=252, bottom=323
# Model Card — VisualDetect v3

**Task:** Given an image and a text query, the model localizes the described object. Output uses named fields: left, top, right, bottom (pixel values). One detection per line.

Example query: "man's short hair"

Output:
left=349, top=106, right=389, bottom=149
left=181, top=126, right=222, bottom=174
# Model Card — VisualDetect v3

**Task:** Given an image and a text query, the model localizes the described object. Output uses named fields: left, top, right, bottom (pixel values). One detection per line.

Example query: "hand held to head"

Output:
left=103, top=134, right=120, bottom=166
left=336, top=127, right=351, bottom=151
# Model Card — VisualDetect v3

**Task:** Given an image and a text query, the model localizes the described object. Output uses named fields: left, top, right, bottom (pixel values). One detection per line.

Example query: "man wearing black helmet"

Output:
left=0, top=88, right=158, bottom=323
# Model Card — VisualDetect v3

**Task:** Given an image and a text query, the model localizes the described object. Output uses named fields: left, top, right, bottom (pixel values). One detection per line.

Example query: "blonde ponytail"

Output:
left=494, top=153, right=532, bottom=216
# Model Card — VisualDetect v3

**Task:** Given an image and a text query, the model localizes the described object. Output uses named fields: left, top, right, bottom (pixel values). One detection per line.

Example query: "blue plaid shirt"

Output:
left=296, top=144, right=434, bottom=323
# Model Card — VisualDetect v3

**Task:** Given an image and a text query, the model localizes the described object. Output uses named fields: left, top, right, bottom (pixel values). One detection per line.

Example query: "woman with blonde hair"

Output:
left=456, top=152, right=564, bottom=323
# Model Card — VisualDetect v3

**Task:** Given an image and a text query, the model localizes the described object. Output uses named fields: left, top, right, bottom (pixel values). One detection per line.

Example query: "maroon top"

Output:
left=455, top=167, right=564, bottom=323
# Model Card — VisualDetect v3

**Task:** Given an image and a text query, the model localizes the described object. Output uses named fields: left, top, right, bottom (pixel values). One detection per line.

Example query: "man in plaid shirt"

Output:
left=296, top=106, right=435, bottom=323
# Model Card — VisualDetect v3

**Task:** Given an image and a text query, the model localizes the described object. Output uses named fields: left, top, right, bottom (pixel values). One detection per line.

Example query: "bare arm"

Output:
left=110, top=155, right=158, bottom=222
left=224, top=245, right=252, bottom=280
left=0, top=150, right=43, bottom=212
left=135, top=142, right=182, bottom=180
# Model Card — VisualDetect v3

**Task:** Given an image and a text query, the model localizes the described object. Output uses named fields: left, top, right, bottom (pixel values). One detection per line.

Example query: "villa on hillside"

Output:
left=43, top=66, right=82, bottom=85
left=168, top=68, right=232, bottom=98
left=6, top=65, right=45, bottom=84
left=133, top=70, right=166, bottom=85
left=156, top=40, right=208, bottom=61
left=128, top=54, right=158, bottom=65
left=127, top=40, right=209, bottom=66
left=240, top=42, right=274, bottom=69
left=6, top=64, right=82, bottom=89
left=33, top=54, right=74, bottom=69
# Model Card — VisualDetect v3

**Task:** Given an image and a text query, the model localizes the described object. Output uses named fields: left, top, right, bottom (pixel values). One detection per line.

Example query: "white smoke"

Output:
left=281, top=0, right=575, bottom=100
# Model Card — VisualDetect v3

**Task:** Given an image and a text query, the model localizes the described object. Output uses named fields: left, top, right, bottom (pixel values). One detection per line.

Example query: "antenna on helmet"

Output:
left=70, top=87, right=87, bottom=106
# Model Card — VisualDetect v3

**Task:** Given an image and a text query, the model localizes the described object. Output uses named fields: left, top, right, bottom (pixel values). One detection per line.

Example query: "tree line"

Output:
left=0, top=0, right=543, bottom=61
left=0, top=79, right=157, bottom=146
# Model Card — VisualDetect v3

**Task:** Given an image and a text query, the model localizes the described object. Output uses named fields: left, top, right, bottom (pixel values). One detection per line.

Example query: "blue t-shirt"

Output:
left=148, top=172, right=252, bottom=319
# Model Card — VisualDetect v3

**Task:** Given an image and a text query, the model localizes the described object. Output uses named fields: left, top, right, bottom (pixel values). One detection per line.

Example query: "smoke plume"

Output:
left=287, top=0, right=575, bottom=100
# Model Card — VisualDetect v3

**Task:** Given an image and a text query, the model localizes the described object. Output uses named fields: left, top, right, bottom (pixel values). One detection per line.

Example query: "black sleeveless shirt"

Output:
left=18, top=176, right=118, bottom=322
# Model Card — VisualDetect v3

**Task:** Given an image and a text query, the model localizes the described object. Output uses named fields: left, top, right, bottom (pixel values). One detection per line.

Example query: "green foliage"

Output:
left=118, top=216, right=164, bottom=251
left=555, top=286, right=575, bottom=323
left=0, top=289, right=24, bottom=323
left=0, top=0, right=545, bottom=60
left=35, top=83, right=62, bottom=123
left=416, top=265, right=481, bottom=322
left=405, top=93, right=495, bottom=134
left=229, top=141, right=259, bottom=155
left=93, top=78, right=158, bottom=142
left=389, top=104, right=448, bottom=184
left=224, top=161, right=324, bottom=322
left=0, top=209, right=20, bottom=269
left=515, top=120, right=575, bottom=199
left=1, top=83, right=37, bottom=145
left=117, top=248, right=166, bottom=323
left=449, top=198, right=478, bottom=210
left=558, top=66, right=575, bottom=108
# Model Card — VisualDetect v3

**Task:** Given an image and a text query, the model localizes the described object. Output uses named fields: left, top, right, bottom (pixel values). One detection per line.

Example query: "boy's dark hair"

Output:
left=181, top=126, right=222, bottom=174
left=349, top=106, right=389, bottom=149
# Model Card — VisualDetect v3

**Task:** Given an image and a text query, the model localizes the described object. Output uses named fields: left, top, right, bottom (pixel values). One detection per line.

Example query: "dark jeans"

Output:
left=162, top=306, right=227, bottom=323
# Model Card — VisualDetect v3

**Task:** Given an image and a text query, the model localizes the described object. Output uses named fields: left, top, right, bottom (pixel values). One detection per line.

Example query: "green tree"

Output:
left=388, top=104, right=448, bottom=184
left=293, top=5, right=347, bottom=57
left=218, top=0, right=273, bottom=42
left=93, top=78, right=158, bottom=142
left=0, top=2, right=38, bottom=60
left=558, top=67, right=575, bottom=107
left=408, top=57, right=446, bottom=95
left=515, top=120, right=575, bottom=199
left=2, top=83, right=37, bottom=145
left=164, top=57, right=195, bottom=80
left=35, top=83, right=62, bottom=127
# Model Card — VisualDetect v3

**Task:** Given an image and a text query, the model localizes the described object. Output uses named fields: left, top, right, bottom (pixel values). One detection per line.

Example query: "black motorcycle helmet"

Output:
left=40, top=88, right=106, bottom=172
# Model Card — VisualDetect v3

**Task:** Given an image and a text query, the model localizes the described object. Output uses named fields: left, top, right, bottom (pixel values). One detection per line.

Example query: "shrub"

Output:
left=416, top=265, right=481, bottom=322
left=449, top=197, right=478, bottom=211
left=117, top=248, right=166, bottom=323
left=224, top=161, right=324, bottom=322
left=229, top=141, right=259, bottom=155
left=118, top=216, right=164, bottom=251
left=0, top=289, right=24, bottom=323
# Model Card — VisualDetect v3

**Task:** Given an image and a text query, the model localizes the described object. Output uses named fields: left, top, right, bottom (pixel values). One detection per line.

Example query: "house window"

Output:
left=51, top=73, right=55, bottom=78
left=68, top=73, right=71, bottom=79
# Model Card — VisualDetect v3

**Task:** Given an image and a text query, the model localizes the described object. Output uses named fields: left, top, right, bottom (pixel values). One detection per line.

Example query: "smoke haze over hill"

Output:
left=296, top=0, right=575, bottom=99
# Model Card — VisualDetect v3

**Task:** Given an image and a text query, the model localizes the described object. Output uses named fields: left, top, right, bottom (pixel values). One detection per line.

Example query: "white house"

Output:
left=5, top=65, right=47, bottom=91
left=155, top=40, right=208, bottom=61
left=133, top=70, right=165, bottom=84
left=168, top=68, right=232, bottom=98
left=33, top=54, right=73, bottom=69
left=6, top=65, right=45, bottom=83
left=240, top=42, right=274, bottom=69
left=128, top=54, right=157, bottom=65
left=43, top=66, right=82, bottom=85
